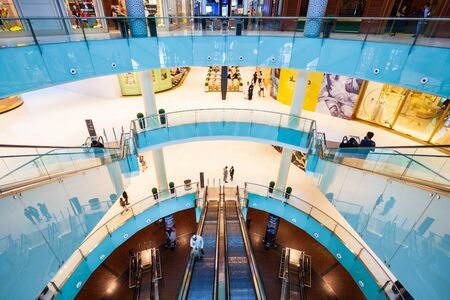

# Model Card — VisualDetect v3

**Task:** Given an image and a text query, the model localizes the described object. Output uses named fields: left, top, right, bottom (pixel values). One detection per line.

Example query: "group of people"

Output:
left=243, top=70, right=265, bottom=100
left=23, top=203, right=52, bottom=224
left=339, top=131, right=376, bottom=150
left=223, top=166, right=235, bottom=183
left=390, top=2, right=432, bottom=37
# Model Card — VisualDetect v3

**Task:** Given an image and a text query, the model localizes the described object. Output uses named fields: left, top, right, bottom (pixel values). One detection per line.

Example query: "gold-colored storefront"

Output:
left=355, top=81, right=450, bottom=145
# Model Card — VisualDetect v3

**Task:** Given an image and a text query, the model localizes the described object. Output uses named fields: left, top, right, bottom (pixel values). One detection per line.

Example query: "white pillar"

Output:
left=139, top=70, right=169, bottom=193
left=139, top=71, right=157, bottom=116
left=274, top=70, right=309, bottom=192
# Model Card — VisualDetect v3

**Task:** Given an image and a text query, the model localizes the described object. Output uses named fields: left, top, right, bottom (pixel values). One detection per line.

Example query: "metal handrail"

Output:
left=235, top=186, right=267, bottom=300
left=131, top=107, right=316, bottom=125
left=244, top=182, right=404, bottom=300
left=1, top=16, right=450, bottom=21
left=46, top=183, right=198, bottom=298
left=177, top=185, right=208, bottom=300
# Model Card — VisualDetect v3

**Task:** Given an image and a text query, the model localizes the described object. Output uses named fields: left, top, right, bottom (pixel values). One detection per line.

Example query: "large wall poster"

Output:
left=317, top=74, right=363, bottom=119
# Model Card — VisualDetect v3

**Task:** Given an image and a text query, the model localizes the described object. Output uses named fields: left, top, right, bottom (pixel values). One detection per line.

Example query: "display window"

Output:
left=356, top=81, right=449, bottom=144
left=65, top=0, right=104, bottom=29
left=0, top=0, right=22, bottom=32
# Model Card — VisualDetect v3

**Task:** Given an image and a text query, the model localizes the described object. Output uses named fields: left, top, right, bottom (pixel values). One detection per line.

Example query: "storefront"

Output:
left=118, top=68, right=189, bottom=96
left=355, top=82, right=450, bottom=144
left=0, top=0, right=23, bottom=32
left=271, top=69, right=449, bottom=145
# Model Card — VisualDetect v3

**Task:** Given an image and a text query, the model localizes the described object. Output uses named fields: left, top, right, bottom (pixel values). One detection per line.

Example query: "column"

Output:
left=139, top=71, right=169, bottom=193
left=221, top=66, right=228, bottom=100
left=274, top=70, right=309, bottom=192
left=304, top=0, right=329, bottom=38
left=125, top=0, right=148, bottom=37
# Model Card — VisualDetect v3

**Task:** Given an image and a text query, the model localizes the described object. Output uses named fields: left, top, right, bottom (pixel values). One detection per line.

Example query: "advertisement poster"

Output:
left=264, top=214, right=279, bottom=248
left=164, top=214, right=177, bottom=248
left=118, top=72, right=141, bottom=96
left=317, top=74, right=363, bottom=119
left=275, top=69, right=324, bottom=111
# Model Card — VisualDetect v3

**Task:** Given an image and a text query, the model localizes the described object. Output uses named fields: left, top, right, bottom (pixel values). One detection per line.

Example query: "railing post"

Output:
left=78, top=248, right=87, bottom=261
left=50, top=281, right=62, bottom=295
left=26, top=18, right=41, bottom=54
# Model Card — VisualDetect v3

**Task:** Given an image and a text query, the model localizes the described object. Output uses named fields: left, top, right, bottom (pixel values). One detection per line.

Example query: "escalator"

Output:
left=178, top=187, right=220, bottom=299
left=130, top=248, right=162, bottom=300
left=225, top=199, right=257, bottom=299
left=225, top=187, right=266, bottom=300
left=279, top=248, right=311, bottom=300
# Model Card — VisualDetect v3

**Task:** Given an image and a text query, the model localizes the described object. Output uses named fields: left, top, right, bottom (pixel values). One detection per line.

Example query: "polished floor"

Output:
left=247, top=208, right=365, bottom=300
left=76, top=208, right=197, bottom=300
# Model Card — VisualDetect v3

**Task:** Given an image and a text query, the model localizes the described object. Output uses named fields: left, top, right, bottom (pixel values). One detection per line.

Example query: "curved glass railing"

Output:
left=312, top=131, right=450, bottom=191
left=48, top=183, right=199, bottom=298
left=243, top=182, right=404, bottom=299
left=0, top=16, right=448, bottom=49
left=0, top=145, right=122, bottom=193
left=131, top=107, right=315, bottom=147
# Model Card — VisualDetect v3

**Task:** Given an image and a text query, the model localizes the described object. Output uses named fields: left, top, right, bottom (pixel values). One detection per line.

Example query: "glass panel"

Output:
left=393, top=91, right=445, bottom=142
left=388, top=194, right=450, bottom=300
left=356, top=82, right=406, bottom=128
left=431, top=108, right=450, bottom=145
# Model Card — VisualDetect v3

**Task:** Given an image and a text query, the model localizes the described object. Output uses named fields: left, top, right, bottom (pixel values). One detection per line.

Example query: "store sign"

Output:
left=85, top=119, right=97, bottom=137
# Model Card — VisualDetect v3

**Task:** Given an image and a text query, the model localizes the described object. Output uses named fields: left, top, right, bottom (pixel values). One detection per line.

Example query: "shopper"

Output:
left=259, top=79, right=265, bottom=97
left=122, top=191, right=129, bottom=205
left=119, top=197, right=128, bottom=213
left=230, top=166, right=235, bottom=181
left=243, top=82, right=249, bottom=99
left=139, top=155, right=148, bottom=171
left=359, top=132, right=376, bottom=159
left=413, top=3, right=431, bottom=37
left=253, top=71, right=258, bottom=84
left=37, top=203, right=52, bottom=222
left=360, top=132, right=376, bottom=148
left=339, top=137, right=359, bottom=148
left=248, top=82, right=254, bottom=100
left=190, top=234, right=204, bottom=258
left=223, top=166, right=228, bottom=183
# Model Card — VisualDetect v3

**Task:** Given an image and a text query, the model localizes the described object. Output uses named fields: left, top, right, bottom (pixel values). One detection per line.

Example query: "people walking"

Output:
left=414, top=3, right=431, bottom=37
left=243, top=81, right=249, bottom=99
left=37, top=203, right=52, bottom=222
left=190, top=234, right=204, bottom=258
left=259, top=79, right=265, bottom=97
left=230, top=166, right=235, bottom=181
left=223, top=166, right=228, bottom=183
left=253, top=71, right=258, bottom=84
left=119, top=197, right=129, bottom=214
left=122, top=191, right=129, bottom=205
left=248, top=82, right=254, bottom=100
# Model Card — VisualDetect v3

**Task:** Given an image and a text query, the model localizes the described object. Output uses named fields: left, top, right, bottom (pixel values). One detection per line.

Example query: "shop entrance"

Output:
left=356, top=82, right=450, bottom=144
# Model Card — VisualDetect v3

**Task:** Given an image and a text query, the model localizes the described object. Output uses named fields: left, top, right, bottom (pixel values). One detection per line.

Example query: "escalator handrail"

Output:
left=235, top=186, right=267, bottom=300
left=177, top=186, right=209, bottom=300
left=223, top=186, right=231, bottom=300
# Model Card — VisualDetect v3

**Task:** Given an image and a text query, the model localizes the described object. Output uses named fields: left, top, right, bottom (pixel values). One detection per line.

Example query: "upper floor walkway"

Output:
left=1, top=16, right=449, bottom=98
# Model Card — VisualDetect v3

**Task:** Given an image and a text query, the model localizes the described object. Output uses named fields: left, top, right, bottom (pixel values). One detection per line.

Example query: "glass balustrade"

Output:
left=0, top=16, right=448, bottom=49
left=0, top=146, right=121, bottom=192
left=321, top=145, right=450, bottom=189
left=243, top=182, right=404, bottom=299
left=47, top=183, right=198, bottom=298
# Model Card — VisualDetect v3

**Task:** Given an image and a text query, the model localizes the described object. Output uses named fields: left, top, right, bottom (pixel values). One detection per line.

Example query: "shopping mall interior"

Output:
left=0, top=1, right=449, bottom=300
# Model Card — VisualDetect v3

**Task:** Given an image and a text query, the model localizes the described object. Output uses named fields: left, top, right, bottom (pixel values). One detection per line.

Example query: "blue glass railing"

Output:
left=0, top=16, right=449, bottom=49
left=311, top=131, right=450, bottom=191
left=0, top=144, right=122, bottom=193
left=243, top=182, right=403, bottom=299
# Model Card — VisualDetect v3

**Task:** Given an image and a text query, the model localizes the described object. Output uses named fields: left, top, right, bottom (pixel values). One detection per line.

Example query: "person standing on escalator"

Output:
left=190, top=234, right=204, bottom=258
